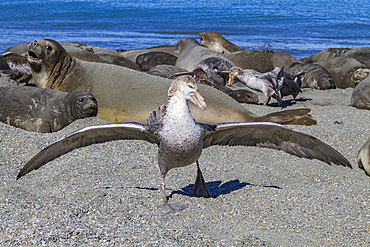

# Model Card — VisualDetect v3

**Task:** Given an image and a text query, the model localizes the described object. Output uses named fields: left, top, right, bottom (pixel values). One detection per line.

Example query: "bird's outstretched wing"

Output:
left=17, top=123, right=160, bottom=179
left=1, top=52, right=31, bottom=75
left=202, top=122, right=351, bottom=168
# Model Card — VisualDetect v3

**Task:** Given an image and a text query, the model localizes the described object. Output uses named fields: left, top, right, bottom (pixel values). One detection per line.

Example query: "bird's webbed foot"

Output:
left=192, top=161, right=211, bottom=198
left=162, top=202, right=188, bottom=213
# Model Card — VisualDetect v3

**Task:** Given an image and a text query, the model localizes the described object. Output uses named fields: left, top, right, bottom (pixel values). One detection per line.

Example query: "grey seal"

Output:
left=148, top=64, right=188, bottom=78
left=351, top=77, right=370, bottom=110
left=120, top=45, right=179, bottom=62
left=26, top=39, right=316, bottom=126
left=0, top=86, right=97, bottom=133
left=357, top=138, right=370, bottom=176
left=301, top=47, right=370, bottom=67
left=16, top=76, right=351, bottom=212
left=315, top=57, right=370, bottom=88
left=287, top=62, right=335, bottom=89
left=175, top=38, right=234, bottom=72
left=225, top=50, right=298, bottom=73
left=135, top=51, right=177, bottom=71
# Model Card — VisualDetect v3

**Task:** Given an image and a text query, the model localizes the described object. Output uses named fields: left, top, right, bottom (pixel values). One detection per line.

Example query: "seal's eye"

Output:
left=79, top=98, right=85, bottom=103
left=46, top=46, right=52, bottom=51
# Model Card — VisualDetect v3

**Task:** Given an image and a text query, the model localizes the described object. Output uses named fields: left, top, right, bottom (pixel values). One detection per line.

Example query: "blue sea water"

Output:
left=1, top=0, right=369, bottom=59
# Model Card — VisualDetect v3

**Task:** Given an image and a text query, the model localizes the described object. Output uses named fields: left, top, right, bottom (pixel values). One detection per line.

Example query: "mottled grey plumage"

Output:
left=228, top=66, right=282, bottom=105
left=17, top=76, right=351, bottom=212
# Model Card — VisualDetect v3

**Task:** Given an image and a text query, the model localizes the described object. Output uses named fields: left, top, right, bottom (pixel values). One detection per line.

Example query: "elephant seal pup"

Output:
left=315, top=57, right=370, bottom=88
left=199, top=32, right=243, bottom=55
left=287, top=62, right=335, bottom=89
left=357, top=138, right=370, bottom=176
left=136, top=52, right=178, bottom=72
left=175, top=38, right=234, bottom=72
left=27, top=39, right=316, bottom=125
left=351, top=77, right=370, bottom=110
left=0, top=86, right=97, bottom=133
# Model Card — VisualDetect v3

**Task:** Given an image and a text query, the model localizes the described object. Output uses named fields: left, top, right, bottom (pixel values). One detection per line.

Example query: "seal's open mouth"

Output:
left=27, top=51, right=41, bottom=62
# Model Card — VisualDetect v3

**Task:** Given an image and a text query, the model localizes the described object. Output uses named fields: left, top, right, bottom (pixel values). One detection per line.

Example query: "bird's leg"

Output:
left=192, top=161, right=211, bottom=198
left=264, top=96, right=271, bottom=106
left=161, top=176, right=168, bottom=203
left=161, top=175, right=187, bottom=213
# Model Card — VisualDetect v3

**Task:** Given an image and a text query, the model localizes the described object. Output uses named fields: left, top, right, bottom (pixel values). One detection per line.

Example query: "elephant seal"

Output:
left=120, top=45, right=179, bottom=62
left=315, top=57, right=370, bottom=88
left=62, top=43, right=140, bottom=70
left=351, top=77, right=370, bottom=110
left=225, top=50, right=298, bottom=73
left=0, top=86, right=97, bottom=133
left=26, top=39, right=316, bottom=126
left=357, top=138, right=370, bottom=176
left=148, top=64, right=188, bottom=78
left=287, top=62, right=335, bottom=89
left=301, top=48, right=370, bottom=67
left=175, top=38, right=234, bottom=72
left=136, top=52, right=177, bottom=71
left=199, top=32, right=242, bottom=54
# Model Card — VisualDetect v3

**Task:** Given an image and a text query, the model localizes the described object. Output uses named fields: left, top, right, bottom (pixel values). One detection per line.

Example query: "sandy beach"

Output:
left=0, top=72, right=369, bottom=245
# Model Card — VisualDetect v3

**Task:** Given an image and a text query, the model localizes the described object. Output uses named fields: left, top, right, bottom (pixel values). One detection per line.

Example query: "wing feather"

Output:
left=202, top=122, right=351, bottom=168
left=17, top=123, right=160, bottom=179
left=1, top=52, right=31, bottom=74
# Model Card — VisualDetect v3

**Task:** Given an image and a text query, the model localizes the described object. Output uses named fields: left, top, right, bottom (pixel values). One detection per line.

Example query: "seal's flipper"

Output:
left=255, top=108, right=317, bottom=126
left=162, top=203, right=188, bottom=213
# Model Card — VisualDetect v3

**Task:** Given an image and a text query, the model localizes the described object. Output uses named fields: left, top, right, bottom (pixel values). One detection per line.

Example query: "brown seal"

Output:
left=199, top=32, right=243, bottom=54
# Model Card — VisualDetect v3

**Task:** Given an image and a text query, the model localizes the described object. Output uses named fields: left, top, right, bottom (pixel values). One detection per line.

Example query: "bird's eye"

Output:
left=188, top=85, right=193, bottom=89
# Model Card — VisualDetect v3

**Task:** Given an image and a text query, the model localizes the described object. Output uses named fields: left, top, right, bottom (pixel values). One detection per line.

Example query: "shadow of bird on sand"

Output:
left=165, top=179, right=282, bottom=199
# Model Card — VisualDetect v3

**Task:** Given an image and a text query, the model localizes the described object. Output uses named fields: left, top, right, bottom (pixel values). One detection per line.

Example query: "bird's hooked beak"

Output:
left=228, top=72, right=237, bottom=86
left=191, top=90, right=207, bottom=111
